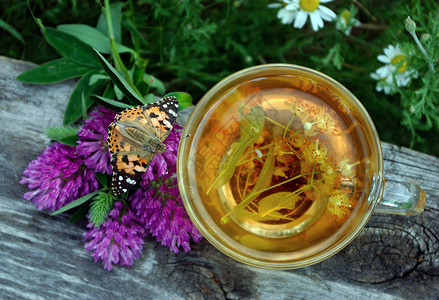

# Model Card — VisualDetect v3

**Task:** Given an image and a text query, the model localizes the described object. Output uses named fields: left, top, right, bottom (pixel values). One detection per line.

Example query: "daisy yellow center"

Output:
left=341, top=10, right=351, bottom=24
left=390, top=54, right=408, bottom=73
left=300, top=0, right=320, bottom=12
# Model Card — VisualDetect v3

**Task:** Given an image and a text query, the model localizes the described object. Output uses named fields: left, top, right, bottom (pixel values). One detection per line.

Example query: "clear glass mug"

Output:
left=177, top=64, right=426, bottom=269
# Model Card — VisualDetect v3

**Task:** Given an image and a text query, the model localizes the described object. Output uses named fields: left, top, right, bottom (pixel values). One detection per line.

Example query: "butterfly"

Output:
left=107, top=96, right=179, bottom=196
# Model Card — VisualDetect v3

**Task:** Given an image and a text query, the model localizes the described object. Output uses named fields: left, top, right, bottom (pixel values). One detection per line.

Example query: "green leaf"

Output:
left=44, top=27, right=100, bottom=67
left=136, top=81, right=150, bottom=97
left=144, top=93, right=155, bottom=104
left=124, top=18, right=149, bottom=48
left=57, top=24, right=133, bottom=54
left=45, top=126, right=79, bottom=146
left=258, top=192, right=301, bottom=217
left=89, top=74, right=109, bottom=85
left=46, top=126, right=78, bottom=140
left=433, top=115, right=439, bottom=131
left=133, top=59, right=148, bottom=83
left=235, top=207, right=284, bottom=222
left=220, top=140, right=273, bottom=224
left=0, top=18, right=24, bottom=44
left=320, top=43, right=344, bottom=70
left=102, top=84, right=117, bottom=99
left=63, top=70, right=107, bottom=125
left=95, top=172, right=108, bottom=188
left=51, top=190, right=101, bottom=216
left=69, top=203, right=90, bottom=223
left=90, top=94, right=134, bottom=109
left=81, top=93, right=87, bottom=121
left=97, top=2, right=123, bottom=43
left=59, top=134, right=79, bottom=146
left=144, top=74, right=166, bottom=95
left=164, top=92, right=193, bottom=110
left=89, top=192, right=115, bottom=228
left=17, top=59, right=91, bottom=84
left=93, top=48, right=144, bottom=104
left=114, top=84, right=124, bottom=100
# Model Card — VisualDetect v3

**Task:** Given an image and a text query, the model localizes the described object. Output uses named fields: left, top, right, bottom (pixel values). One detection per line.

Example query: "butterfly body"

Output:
left=107, top=96, right=179, bottom=196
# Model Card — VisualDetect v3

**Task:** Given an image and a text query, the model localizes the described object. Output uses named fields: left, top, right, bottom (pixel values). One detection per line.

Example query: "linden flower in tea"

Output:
left=206, top=95, right=362, bottom=236
left=192, top=75, right=369, bottom=251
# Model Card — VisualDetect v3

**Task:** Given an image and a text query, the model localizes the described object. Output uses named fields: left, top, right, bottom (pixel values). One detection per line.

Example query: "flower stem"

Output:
left=405, top=16, right=434, bottom=73
left=104, top=0, right=144, bottom=99
left=243, top=146, right=254, bottom=197
left=221, top=172, right=312, bottom=224
left=310, top=163, right=316, bottom=186
left=283, top=114, right=296, bottom=139
left=285, top=139, right=302, bottom=159
left=412, top=34, right=434, bottom=73
left=265, top=116, right=288, bottom=130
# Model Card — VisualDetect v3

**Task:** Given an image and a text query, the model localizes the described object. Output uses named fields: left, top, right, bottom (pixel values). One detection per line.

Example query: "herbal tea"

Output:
left=194, top=75, right=371, bottom=252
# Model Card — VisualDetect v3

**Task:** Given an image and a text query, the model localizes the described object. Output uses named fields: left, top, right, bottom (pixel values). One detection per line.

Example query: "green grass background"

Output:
left=1, top=0, right=438, bottom=156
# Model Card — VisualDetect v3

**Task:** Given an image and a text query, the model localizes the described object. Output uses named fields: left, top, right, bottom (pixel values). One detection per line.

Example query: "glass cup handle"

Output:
left=375, top=179, right=426, bottom=215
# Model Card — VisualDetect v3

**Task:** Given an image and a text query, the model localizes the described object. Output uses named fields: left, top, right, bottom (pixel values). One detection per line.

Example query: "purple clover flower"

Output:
left=77, top=106, right=117, bottom=174
left=130, top=175, right=202, bottom=253
left=141, top=124, right=182, bottom=188
left=21, top=102, right=201, bottom=270
left=19, top=142, right=99, bottom=211
left=83, top=201, right=145, bottom=271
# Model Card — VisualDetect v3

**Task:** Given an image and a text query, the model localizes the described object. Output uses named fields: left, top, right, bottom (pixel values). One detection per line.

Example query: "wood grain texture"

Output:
left=0, top=56, right=438, bottom=300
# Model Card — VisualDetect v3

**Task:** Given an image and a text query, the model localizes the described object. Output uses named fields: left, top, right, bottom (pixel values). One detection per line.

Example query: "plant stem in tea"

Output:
left=207, top=105, right=265, bottom=194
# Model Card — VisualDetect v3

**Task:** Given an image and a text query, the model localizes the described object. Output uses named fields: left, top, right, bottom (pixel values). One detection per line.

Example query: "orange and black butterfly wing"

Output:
left=107, top=96, right=179, bottom=196
left=110, top=148, right=153, bottom=196
left=141, top=95, right=179, bottom=141
left=107, top=106, right=153, bottom=196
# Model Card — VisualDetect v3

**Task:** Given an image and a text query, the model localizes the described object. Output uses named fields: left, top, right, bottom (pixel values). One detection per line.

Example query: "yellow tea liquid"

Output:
left=194, top=75, right=371, bottom=252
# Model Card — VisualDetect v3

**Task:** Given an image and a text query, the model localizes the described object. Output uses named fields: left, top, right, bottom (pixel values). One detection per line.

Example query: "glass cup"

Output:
left=177, top=64, right=425, bottom=269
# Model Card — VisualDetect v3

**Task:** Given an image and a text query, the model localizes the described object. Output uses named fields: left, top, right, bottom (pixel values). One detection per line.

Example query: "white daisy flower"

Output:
left=370, top=70, right=394, bottom=95
left=370, top=44, right=418, bottom=95
left=268, top=1, right=298, bottom=25
left=335, top=9, right=361, bottom=35
left=269, top=0, right=336, bottom=31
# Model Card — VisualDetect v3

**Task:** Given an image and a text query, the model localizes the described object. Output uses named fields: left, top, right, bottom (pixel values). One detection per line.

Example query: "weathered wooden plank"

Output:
left=0, top=56, right=438, bottom=299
